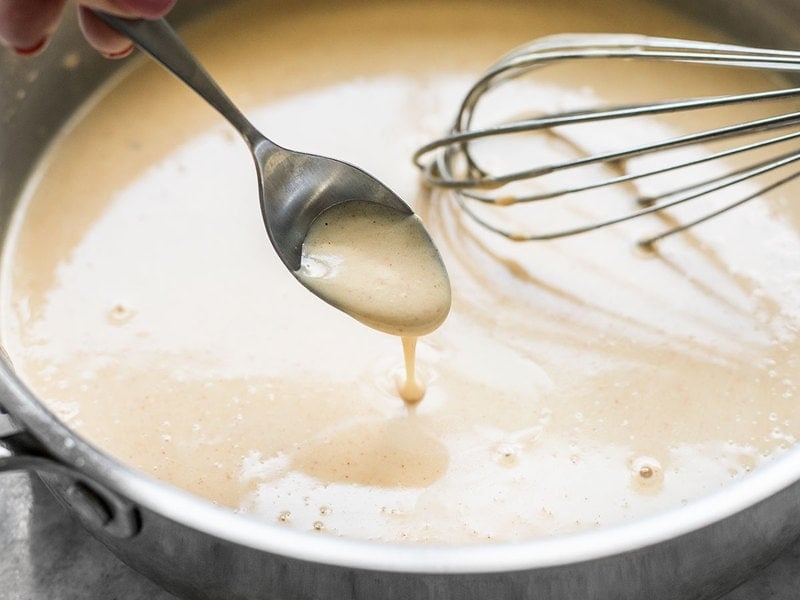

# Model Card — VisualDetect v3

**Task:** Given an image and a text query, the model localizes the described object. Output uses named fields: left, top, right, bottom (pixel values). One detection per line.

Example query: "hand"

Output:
left=0, top=0, right=176, bottom=58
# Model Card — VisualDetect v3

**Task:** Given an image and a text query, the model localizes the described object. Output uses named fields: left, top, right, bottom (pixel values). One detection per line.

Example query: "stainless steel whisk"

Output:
left=413, top=34, right=800, bottom=245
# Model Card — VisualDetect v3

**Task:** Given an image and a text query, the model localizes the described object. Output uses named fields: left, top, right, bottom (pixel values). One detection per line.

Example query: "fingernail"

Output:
left=103, top=43, right=134, bottom=59
left=14, top=36, right=49, bottom=57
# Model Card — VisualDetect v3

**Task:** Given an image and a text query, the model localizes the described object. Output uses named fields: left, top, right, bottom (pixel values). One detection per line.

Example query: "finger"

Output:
left=78, top=0, right=176, bottom=20
left=0, top=0, right=67, bottom=56
left=77, top=0, right=176, bottom=59
left=77, top=6, right=134, bottom=58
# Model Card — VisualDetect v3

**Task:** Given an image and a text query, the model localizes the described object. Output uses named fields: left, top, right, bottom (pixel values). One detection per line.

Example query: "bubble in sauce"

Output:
left=107, top=302, right=135, bottom=325
left=493, top=442, right=520, bottom=467
left=299, top=255, right=338, bottom=279
left=630, top=456, right=664, bottom=494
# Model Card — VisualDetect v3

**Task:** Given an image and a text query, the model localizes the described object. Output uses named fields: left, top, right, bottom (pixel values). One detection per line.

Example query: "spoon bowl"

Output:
left=255, top=140, right=412, bottom=270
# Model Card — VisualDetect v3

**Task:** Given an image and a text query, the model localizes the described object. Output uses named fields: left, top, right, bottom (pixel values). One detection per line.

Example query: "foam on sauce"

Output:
left=2, top=0, right=800, bottom=544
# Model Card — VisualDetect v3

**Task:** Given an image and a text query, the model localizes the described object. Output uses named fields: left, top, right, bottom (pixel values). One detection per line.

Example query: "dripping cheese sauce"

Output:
left=3, top=0, right=800, bottom=544
left=297, top=200, right=450, bottom=403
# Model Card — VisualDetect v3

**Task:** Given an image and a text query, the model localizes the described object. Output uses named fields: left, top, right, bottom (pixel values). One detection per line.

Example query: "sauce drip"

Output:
left=297, top=200, right=450, bottom=402
left=399, top=336, right=425, bottom=403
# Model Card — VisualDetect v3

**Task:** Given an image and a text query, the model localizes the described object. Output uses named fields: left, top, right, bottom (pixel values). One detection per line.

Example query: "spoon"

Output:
left=94, top=12, right=450, bottom=333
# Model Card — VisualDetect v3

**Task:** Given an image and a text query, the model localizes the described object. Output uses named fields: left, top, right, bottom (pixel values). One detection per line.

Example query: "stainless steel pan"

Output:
left=2, top=2, right=800, bottom=598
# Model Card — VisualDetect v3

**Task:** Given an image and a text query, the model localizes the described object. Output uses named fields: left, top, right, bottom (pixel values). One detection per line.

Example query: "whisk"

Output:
left=413, top=34, right=800, bottom=245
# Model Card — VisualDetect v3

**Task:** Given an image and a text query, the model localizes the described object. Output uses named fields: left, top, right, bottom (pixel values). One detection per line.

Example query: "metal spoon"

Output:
left=94, top=11, right=440, bottom=279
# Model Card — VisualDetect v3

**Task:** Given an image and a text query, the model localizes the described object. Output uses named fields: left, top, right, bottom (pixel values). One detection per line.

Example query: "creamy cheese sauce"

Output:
left=298, top=201, right=450, bottom=338
left=298, top=199, right=450, bottom=402
left=3, top=0, right=800, bottom=544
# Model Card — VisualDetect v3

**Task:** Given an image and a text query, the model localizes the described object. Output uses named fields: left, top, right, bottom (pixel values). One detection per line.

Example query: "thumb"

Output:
left=0, top=0, right=67, bottom=55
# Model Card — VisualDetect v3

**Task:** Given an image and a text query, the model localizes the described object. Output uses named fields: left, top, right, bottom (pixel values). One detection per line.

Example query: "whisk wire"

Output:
left=415, top=34, right=800, bottom=243
left=455, top=129, right=800, bottom=206
left=417, top=108, right=800, bottom=193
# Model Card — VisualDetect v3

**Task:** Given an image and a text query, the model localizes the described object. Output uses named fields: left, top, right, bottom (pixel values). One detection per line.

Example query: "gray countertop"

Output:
left=2, top=471, right=800, bottom=600
left=1, top=472, right=177, bottom=600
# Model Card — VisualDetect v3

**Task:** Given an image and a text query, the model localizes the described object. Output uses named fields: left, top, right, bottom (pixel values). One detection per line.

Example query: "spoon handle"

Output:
left=94, top=12, right=270, bottom=150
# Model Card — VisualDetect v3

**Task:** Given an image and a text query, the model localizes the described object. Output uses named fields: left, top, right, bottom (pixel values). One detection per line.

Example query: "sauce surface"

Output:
left=2, top=0, right=800, bottom=544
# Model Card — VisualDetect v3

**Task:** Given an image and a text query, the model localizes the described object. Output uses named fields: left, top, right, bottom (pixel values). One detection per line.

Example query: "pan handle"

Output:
left=0, top=408, right=141, bottom=539
left=0, top=408, right=22, bottom=438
